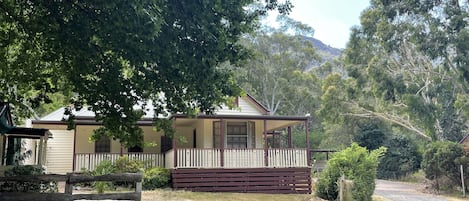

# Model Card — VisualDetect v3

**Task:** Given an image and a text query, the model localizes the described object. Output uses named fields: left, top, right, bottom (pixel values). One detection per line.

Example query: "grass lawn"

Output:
left=141, top=189, right=390, bottom=201
left=141, top=189, right=321, bottom=201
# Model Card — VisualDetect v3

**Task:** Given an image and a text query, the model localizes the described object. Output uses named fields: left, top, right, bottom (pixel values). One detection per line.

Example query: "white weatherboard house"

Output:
left=32, top=95, right=312, bottom=194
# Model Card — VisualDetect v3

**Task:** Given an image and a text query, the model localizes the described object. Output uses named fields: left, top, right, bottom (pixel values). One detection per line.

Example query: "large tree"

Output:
left=235, top=16, right=321, bottom=116
left=0, top=0, right=292, bottom=146
left=338, top=0, right=469, bottom=141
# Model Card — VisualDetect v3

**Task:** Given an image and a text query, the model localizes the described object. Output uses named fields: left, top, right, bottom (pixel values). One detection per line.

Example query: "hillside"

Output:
left=303, top=36, right=342, bottom=62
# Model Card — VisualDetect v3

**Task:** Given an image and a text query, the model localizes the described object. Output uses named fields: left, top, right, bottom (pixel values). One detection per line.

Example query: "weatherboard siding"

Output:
left=45, top=130, right=74, bottom=174
left=216, top=97, right=266, bottom=116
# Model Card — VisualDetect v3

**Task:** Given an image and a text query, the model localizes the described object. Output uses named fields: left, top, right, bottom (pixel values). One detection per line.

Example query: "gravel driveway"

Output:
left=374, top=180, right=449, bottom=201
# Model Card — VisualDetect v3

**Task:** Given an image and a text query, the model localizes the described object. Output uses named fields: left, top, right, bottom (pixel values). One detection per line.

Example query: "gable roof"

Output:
left=35, top=95, right=270, bottom=123
left=245, top=94, right=270, bottom=114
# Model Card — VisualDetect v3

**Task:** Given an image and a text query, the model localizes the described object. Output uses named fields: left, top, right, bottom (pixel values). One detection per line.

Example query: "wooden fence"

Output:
left=0, top=173, right=142, bottom=201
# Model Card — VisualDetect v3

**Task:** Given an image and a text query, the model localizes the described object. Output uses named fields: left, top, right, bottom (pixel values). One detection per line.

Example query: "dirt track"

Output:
left=374, top=180, right=449, bottom=201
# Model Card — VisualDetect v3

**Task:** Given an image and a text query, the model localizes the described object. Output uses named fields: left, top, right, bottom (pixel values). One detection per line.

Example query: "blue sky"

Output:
left=264, top=0, right=370, bottom=49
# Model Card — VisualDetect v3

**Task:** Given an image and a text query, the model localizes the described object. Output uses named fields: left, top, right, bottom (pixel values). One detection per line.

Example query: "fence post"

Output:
left=64, top=173, right=73, bottom=201
left=338, top=175, right=353, bottom=201
left=461, top=165, right=466, bottom=198
left=136, top=180, right=142, bottom=201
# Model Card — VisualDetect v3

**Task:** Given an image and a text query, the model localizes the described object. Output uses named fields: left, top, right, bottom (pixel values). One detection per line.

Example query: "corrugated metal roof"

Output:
left=37, top=95, right=271, bottom=122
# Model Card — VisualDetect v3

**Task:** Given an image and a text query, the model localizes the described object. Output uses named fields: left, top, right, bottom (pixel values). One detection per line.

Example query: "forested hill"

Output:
left=303, top=36, right=341, bottom=61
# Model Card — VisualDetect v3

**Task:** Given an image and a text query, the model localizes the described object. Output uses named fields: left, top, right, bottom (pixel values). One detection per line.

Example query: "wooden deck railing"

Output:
left=74, top=153, right=164, bottom=171
left=176, top=148, right=220, bottom=168
left=267, top=149, right=308, bottom=167
left=225, top=149, right=264, bottom=168
left=173, top=148, right=308, bottom=169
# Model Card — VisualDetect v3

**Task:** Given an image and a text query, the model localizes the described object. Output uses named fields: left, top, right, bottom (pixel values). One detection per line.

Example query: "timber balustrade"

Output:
left=73, top=148, right=308, bottom=170
left=174, top=148, right=308, bottom=168
left=0, top=172, right=143, bottom=201
left=74, top=153, right=164, bottom=171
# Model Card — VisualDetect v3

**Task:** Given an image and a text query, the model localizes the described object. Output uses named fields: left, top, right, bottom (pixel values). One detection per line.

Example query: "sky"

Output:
left=264, top=0, right=370, bottom=49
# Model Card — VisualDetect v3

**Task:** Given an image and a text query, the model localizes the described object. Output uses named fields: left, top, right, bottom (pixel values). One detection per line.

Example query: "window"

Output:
left=213, top=121, right=255, bottom=148
left=226, top=122, right=248, bottom=148
left=95, top=136, right=110, bottom=153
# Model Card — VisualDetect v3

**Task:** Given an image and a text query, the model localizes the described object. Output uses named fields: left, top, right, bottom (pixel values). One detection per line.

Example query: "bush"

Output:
left=114, top=156, right=144, bottom=173
left=92, top=160, right=116, bottom=193
left=316, top=143, right=386, bottom=201
left=113, top=156, right=144, bottom=188
left=143, top=167, right=170, bottom=190
left=377, top=135, right=421, bottom=179
left=0, top=165, right=58, bottom=192
left=421, top=141, right=469, bottom=192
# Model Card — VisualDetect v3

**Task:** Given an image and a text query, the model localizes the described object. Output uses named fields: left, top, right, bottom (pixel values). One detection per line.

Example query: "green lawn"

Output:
left=142, top=189, right=320, bottom=201
left=141, top=189, right=392, bottom=201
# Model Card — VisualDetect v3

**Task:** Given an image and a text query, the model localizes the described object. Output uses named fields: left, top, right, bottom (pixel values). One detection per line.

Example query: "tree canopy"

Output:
left=333, top=0, right=469, bottom=141
left=0, top=0, right=292, bottom=146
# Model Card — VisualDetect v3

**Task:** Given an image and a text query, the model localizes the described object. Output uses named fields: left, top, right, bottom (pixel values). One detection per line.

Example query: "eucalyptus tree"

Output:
left=338, top=0, right=469, bottom=141
left=0, top=0, right=292, bottom=146
left=235, top=16, right=321, bottom=116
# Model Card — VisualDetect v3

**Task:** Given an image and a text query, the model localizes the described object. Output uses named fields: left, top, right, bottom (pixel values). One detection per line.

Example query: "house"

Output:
left=0, top=103, right=51, bottom=176
left=32, top=95, right=312, bottom=193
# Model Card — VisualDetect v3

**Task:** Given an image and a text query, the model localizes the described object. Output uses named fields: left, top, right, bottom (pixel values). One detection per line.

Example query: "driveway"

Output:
left=374, top=180, right=449, bottom=201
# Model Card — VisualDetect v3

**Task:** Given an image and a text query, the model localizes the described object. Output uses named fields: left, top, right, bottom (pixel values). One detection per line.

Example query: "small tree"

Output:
left=316, top=143, right=386, bottom=201
left=378, top=135, right=421, bottom=179
left=422, top=141, right=468, bottom=192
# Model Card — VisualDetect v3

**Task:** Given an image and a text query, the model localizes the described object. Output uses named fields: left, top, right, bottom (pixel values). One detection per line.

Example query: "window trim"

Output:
left=213, top=121, right=255, bottom=149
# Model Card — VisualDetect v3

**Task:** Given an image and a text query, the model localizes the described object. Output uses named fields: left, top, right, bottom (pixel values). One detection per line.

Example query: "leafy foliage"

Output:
left=421, top=141, right=469, bottom=192
left=377, top=135, right=421, bottom=180
left=338, top=0, right=469, bottom=141
left=235, top=16, right=321, bottom=116
left=0, top=0, right=292, bottom=147
left=92, top=160, right=116, bottom=193
left=114, top=156, right=144, bottom=173
left=316, top=143, right=386, bottom=201
left=353, top=120, right=389, bottom=151
left=142, top=167, right=171, bottom=190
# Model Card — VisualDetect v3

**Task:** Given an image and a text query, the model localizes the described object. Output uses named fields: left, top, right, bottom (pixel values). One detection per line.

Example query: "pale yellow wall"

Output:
left=254, top=120, right=264, bottom=149
left=203, top=120, right=214, bottom=148
left=75, top=125, right=120, bottom=153
left=32, top=124, right=68, bottom=130
left=140, top=126, right=163, bottom=154
left=75, top=125, right=97, bottom=153
left=74, top=125, right=164, bottom=154
left=195, top=120, right=205, bottom=148
left=175, top=126, right=193, bottom=148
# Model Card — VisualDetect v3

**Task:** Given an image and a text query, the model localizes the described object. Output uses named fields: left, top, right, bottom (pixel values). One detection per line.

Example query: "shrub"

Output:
left=92, top=160, right=116, bottom=193
left=143, top=167, right=170, bottom=190
left=421, top=141, right=469, bottom=192
left=377, top=135, right=421, bottom=179
left=113, top=156, right=144, bottom=187
left=316, top=143, right=386, bottom=201
left=0, top=165, right=58, bottom=192
left=114, top=156, right=144, bottom=173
